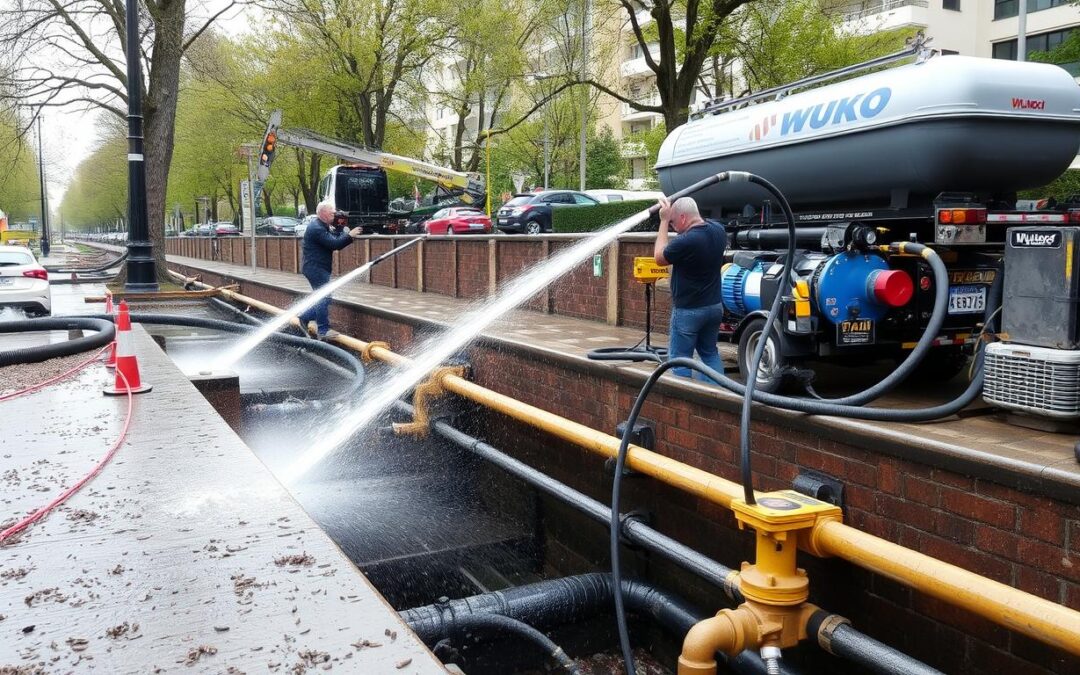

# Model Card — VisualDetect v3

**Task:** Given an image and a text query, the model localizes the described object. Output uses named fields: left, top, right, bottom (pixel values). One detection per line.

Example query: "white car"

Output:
left=586, top=189, right=665, bottom=203
left=0, top=246, right=51, bottom=316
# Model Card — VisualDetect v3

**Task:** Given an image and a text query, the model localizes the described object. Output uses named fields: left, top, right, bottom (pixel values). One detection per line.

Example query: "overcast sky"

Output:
left=40, top=2, right=257, bottom=217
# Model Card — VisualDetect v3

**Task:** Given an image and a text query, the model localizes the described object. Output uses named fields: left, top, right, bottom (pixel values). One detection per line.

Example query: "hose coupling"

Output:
left=361, top=340, right=391, bottom=362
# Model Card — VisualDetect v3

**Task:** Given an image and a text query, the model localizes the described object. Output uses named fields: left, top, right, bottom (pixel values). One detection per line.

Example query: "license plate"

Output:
left=948, top=285, right=986, bottom=314
left=837, top=319, right=874, bottom=346
left=0, top=278, right=12, bottom=286
left=469, top=223, right=484, bottom=229
left=499, top=218, right=508, bottom=223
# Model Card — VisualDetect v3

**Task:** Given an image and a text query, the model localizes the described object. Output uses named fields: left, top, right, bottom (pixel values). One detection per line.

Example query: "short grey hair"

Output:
left=316, top=200, right=335, bottom=216
left=671, top=197, right=701, bottom=220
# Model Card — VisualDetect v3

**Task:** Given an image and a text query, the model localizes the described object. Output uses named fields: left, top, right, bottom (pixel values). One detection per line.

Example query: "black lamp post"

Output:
left=36, top=116, right=49, bottom=257
left=123, top=0, right=158, bottom=291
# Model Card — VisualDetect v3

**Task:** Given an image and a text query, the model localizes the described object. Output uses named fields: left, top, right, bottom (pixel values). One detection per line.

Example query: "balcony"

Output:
left=838, top=0, right=929, bottom=32
left=622, top=93, right=663, bottom=121
left=621, top=48, right=660, bottom=78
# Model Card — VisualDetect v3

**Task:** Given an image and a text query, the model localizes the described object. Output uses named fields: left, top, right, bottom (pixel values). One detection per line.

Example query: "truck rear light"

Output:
left=937, top=208, right=987, bottom=225
left=919, top=276, right=932, bottom=292
left=22, top=268, right=48, bottom=280
left=1069, top=210, right=1080, bottom=223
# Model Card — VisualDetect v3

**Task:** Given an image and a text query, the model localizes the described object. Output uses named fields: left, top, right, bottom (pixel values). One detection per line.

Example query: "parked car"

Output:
left=424, top=208, right=492, bottom=235
left=586, top=189, right=664, bottom=203
left=496, top=190, right=599, bottom=234
left=257, top=216, right=299, bottom=236
left=294, top=215, right=319, bottom=238
left=214, top=222, right=241, bottom=237
left=195, top=224, right=215, bottom=237
left=0, top=246, right=50, bottom=316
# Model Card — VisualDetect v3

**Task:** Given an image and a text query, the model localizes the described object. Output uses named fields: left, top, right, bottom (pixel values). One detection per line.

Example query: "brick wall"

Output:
left=170, top=260, right=1080, bottom=673
left=549, top=241, right=608, bottom=322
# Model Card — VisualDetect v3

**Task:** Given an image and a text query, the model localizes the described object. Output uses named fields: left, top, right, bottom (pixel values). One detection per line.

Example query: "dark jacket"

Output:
left=302, top=221, right=353, bottom=273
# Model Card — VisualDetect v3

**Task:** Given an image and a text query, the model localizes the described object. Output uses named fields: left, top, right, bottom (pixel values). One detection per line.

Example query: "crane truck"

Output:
left=257, top=111, right=487, bottom=234
left=654, top=35, right=1080, bottom=398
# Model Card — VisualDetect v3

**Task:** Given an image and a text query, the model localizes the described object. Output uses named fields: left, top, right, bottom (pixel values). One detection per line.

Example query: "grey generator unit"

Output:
left=984, top=226, right=1080, bottom=418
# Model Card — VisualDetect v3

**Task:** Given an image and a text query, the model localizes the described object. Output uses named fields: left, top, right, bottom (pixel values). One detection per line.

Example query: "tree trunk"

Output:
left=262, top=185, right=273, bottom=216
left=297, top=149, right=322, bottom=212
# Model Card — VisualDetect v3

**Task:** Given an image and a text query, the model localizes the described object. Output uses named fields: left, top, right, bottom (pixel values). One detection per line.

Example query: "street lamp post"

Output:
left=578, top=0, right=590, bottom=191
left=123, top=0, right=158, bottom=291
left=35, top=115, right=49, bottom=257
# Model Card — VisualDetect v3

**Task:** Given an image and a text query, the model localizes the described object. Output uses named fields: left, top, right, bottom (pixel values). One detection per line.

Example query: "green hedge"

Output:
left=551, top=199, right=660, bottom=233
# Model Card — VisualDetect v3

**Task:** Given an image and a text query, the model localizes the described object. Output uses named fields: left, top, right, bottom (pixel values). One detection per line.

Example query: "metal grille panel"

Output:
left=984, top=342, right=1080, bottom=418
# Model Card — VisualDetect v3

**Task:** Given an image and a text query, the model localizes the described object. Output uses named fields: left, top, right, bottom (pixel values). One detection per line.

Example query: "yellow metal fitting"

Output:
left=391, top=365, right=467, bottom=438
left=731, top=491, right=842, bottom=605
left=361, top=340, right=391, bottom=362
left=677, top=602, right=820, bottom=675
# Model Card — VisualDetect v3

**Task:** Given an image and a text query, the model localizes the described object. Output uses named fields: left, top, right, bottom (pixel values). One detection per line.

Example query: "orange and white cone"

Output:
left=103, top=293, right=117, bottom=369
left=103, top=301, right=152, bottom=395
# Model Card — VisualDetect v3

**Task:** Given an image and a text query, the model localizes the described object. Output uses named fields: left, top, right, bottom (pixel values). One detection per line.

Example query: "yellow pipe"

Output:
left=678, top=608, right=754, bottom=675
left=811, top=519, right=1080, bottom=656
left=165, top=266, right=1080, bottom=656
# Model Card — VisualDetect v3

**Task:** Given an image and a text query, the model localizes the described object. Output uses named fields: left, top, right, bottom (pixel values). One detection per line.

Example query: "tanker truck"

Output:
left=654, top=38, right=1080, bottom=392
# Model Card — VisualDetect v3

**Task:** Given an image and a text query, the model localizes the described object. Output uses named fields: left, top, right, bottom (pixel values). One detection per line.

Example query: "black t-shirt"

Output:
left=663, top=220, right=727, bottom=309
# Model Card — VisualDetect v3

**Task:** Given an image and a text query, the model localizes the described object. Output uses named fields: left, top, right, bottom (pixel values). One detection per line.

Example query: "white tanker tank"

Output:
left=654, top=55, right=1080, bottom=213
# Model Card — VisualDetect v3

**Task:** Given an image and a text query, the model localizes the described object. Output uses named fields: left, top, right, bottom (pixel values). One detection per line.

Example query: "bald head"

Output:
left=670, top=197, right=704, bottom=233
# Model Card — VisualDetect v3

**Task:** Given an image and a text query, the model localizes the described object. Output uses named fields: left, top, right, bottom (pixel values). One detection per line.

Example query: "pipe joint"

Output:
left=392, top=366, right=467, bottom=438
left=361, top=340, right=391, bottom=362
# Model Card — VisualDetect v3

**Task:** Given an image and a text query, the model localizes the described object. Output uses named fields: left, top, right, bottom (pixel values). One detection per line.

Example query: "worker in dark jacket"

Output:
left=299, top=201, right=362, bottom=339
left=654, top=195, right=727, bottom=382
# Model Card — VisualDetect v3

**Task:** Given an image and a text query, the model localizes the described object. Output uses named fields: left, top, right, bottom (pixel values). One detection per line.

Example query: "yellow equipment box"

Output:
left=633, top=256, right=670, bottom=283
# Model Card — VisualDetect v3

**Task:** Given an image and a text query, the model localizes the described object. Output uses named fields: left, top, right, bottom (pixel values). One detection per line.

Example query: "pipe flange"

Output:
left=361, top=341, right=391, bottom=362
left=815, top=614, right=851, bottom=655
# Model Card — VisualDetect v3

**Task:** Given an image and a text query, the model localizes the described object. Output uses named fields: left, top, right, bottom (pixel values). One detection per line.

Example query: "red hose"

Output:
left=0, top=368, right=134, bottom=543
left=0, top=345, right=109, bottom=402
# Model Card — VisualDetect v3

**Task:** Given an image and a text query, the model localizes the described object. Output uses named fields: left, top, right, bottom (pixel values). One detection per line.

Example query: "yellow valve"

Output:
left=731, top=491, right=842, bottom=606
left=633, top=256, right=670, bottom=284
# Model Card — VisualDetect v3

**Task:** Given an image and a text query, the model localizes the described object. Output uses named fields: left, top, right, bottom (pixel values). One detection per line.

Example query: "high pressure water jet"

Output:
left=211, top=236, right=424, bottom=371
left=283, top=174, right=729, bottom=483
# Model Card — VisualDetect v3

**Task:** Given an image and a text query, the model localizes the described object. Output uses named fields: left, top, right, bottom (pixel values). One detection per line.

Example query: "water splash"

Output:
left=284, top=208, right=654, bottom=482
left=211, top=237, right=424, bottom=370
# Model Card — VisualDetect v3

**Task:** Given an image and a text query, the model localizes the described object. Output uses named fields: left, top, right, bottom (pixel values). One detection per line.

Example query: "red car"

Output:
left=423, top=208, right=492, bottom=235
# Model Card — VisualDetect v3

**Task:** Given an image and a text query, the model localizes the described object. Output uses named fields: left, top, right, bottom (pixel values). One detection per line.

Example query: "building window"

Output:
left=992, top=27, right=1075, bottom=59
left=994, top=0, right=1069, bottom=21
left=943, top=0, right=960, bottom=10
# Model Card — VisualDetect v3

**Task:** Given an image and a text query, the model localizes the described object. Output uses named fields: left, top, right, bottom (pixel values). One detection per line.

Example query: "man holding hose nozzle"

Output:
left=299, top=201, right=363, bottom=340
left=654, top=196, right=727, bottom=382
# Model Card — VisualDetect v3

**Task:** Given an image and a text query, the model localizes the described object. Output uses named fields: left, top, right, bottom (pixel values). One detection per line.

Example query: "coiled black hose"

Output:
left=438, top=613, right=581, bottom=674
left=44, top=250, right=128, bottom=273
left=71, top=313, right=364, bottom=403
left=0, top=317, right=116, bottom=366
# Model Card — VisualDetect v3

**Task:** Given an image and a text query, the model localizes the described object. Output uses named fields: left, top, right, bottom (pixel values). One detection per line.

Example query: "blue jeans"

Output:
left=298, top=265, right=332, bottom=335
left=668, top=303, right=725, bottom=383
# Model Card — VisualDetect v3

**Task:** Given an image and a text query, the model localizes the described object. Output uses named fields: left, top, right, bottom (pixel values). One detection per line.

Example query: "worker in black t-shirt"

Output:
left=654, top=196, right=727, bottom=382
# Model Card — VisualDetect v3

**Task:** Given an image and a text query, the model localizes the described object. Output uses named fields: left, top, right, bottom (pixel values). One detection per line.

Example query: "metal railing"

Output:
left=839, top=0, right=928, bottom=23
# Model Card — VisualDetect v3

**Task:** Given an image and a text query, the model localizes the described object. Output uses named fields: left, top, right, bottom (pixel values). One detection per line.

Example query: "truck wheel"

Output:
left=900, top=346, right=970, bottom=383
left=525, top=220, right=542, bottom=235
left=738, top=318, right=788, bottom=393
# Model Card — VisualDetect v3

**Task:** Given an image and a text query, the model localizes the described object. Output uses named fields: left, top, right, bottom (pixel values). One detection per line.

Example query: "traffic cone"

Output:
left=104, top=293, right=117, bottom=369
left=103, top=301, right=152, bottom=395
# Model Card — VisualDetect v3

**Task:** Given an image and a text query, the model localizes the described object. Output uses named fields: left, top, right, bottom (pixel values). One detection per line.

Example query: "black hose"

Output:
left=208, top=297, right=264, bottom=326
left=586, top=346, right=666, bottom=362
left=807, top=610, right=943, bottom=675
left=440, top=613, right=581, bottom=674
left=72, top=313, right=364, bottom=403
left=44, top=250, right=128, bottom=273
left=0, top=317, right=115, bottom=366
left=402, top=573, right=783, bottom=675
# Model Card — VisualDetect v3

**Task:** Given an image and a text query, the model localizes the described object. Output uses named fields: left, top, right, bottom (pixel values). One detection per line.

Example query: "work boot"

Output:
left=319, top=329, right=341, bottom=341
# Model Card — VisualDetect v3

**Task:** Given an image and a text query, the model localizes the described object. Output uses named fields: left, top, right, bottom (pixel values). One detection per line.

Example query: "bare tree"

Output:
left=0, top=0, right=240, bottom=277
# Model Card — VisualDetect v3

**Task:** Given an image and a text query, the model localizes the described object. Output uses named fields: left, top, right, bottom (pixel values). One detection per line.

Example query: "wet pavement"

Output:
left=0, top=316, right=443, bottom=672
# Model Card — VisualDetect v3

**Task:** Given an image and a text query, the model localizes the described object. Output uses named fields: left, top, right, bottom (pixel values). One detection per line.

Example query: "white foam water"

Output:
left=211, top=237, right=424, bottom=371
left=284, top=208, right=654, bottom=482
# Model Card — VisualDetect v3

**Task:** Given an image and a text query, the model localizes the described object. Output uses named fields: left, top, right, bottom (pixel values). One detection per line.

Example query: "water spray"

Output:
left=283, top=174, right=729, bottom=484
left=211, top=236, right=424, bottom=371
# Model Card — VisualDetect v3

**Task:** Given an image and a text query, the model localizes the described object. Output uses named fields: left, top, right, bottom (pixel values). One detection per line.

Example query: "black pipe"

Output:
left=73, top=313, right=364, bottom=404
left=439, top=613, right=581, bottom=674
left=807, top=610, right=943, bottom=675
left=0, top=317, right=115, bottom=366
left=208, top=297, right=263, bottom=326
left=401, top=573, right=785, bottom=675
left=733, top=227, right=827, bottom=250
left=407, top=404, right=743, bottom=602
left=44, top=250, right=128, bottom=273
